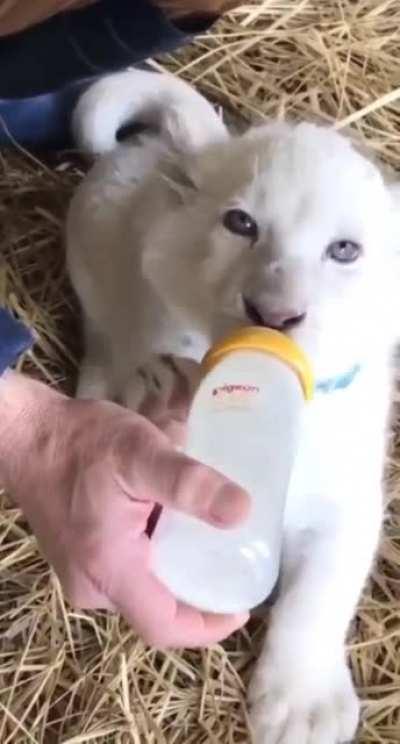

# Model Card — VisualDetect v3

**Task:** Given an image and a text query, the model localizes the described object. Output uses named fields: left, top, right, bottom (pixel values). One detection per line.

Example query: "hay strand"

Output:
left=0, top=1, right=399, bottom=741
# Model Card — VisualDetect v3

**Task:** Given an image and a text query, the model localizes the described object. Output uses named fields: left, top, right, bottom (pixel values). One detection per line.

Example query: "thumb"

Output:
left=112, top=415, right=250, bottom=528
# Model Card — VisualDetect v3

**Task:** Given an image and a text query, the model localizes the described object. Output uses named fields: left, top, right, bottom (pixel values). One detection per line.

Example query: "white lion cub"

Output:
left=67, top=69, right=400, bottom=744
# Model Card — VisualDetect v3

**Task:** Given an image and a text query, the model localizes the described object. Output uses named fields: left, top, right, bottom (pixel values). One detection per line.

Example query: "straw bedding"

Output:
left=0, top=1, right=399, bottom=741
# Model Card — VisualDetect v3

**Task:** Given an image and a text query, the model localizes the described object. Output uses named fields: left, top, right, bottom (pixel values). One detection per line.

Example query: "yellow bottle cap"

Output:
left=201, top=326, right=314, bottom=400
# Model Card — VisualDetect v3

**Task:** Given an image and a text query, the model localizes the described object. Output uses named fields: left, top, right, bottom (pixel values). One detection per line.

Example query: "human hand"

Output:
left=0, top=371, right=249, bottom=647
left=0, top=0, right=237, bottom=37
left=0, top=0, right=94, bottom=37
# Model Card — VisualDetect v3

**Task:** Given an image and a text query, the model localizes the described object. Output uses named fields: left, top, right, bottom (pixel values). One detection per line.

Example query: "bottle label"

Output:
left=211, top=383, right=260, bottom=410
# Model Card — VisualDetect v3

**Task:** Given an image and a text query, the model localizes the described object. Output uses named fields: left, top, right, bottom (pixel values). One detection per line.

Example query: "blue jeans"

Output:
left=0, top=0, right=211, bottom=149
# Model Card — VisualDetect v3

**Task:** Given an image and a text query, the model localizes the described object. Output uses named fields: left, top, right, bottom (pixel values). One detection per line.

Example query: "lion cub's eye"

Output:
left=326, top=240, right=362, bottom=264
left=223, top=209, right=258, bottom=241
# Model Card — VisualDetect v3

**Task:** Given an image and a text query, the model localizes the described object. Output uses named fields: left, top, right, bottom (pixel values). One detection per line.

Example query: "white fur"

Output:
left=72, top=68, right=227, bottom=154
left=66, top=69, right=400, bottom=744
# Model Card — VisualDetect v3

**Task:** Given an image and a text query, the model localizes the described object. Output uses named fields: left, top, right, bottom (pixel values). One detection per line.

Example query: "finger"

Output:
left=168, top=605, right=249, bottom=648
left=108, top=538, right=248, bottom=647
left=139, top=398, right=187, bottom=446
left=167, top=365, right=191, bottom=418
left=113, top=417, right=249, bottom=528
left=140, top=367, right=190, bottom=431
left=61, top=562, right=116, bottom=612
left=151, top=414, right=186, bottom=447
left=139, top=391, right=166, bottom=421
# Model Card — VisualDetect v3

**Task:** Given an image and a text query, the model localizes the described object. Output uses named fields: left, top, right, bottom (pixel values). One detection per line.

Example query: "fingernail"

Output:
left=210, top=483, right=249, bottom=527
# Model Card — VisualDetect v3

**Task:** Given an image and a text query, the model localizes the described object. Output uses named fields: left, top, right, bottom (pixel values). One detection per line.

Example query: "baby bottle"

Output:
left=151, top=327, right=313, bottom=614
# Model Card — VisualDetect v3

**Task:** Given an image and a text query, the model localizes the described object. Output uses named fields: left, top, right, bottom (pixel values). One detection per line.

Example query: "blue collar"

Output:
left=315, top=364, right=361, bottom=395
